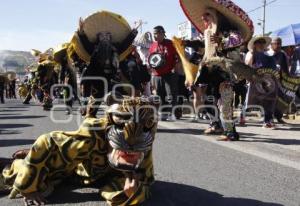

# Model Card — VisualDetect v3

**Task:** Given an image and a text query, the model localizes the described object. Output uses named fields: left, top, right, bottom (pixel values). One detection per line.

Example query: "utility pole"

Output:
left=262, top=0, right=267, bottom=35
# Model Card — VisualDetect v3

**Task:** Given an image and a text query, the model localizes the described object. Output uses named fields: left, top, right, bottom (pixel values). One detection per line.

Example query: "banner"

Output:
left=247, top=68, right=300, bottom=113
left=277, top=72, right=300, bottom=112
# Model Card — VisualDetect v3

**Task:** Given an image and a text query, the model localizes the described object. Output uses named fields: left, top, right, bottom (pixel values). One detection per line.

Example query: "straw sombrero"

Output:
left=70, top=10, right=135, bottom=63
left=179, top=0, right=254, bottom=43
left=247, top=35, right=271, bottom=51
left=53, top=43, right=69, bottom=63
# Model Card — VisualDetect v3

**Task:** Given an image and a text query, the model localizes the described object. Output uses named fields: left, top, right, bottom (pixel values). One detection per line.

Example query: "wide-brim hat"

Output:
left=179, top=0, right=254, bottom=43
left=247, top=35, right=272, bottom=51
left=70, top=10, right=135, bottom=63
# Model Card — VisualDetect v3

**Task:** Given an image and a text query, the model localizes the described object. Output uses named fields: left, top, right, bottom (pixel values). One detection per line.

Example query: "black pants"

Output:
left=153, top=72, right=178, bottom=114
left=233, top=83, right=247, bottom=108
left=0, top=89, right=4, bottom=103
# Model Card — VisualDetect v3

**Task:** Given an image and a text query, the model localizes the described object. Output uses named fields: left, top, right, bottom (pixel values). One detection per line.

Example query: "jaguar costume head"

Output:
left=105, top=93, right=159, bottom=172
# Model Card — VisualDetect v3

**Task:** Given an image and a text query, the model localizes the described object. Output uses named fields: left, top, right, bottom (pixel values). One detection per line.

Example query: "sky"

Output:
left=0, top=0, right=299, bottom=51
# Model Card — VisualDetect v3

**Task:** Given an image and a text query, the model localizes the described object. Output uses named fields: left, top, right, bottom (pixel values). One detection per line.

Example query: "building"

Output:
left=177, top=21, right=200, bottom=40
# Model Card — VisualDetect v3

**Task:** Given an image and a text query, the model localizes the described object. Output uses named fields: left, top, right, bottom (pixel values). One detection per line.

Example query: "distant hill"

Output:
left=0, top=50, right=35, bottom=74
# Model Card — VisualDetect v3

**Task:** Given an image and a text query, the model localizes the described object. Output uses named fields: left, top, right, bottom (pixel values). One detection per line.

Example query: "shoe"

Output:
left=160, top=113, right=168, bottom=121
left=192, top=116, right=199, bottom=122
left=80, top=107, right=87, bottom=116
left=262, top=122, right=276, bottom=129
left=217, top=131, right=239, bottom=141
left=22, top=101, right=29, bottom=104
left=239, top=117, right=246, bottom=126
left=166, top=114, right=176, bottom=121
left=277, top=118, right=286, bottom=124
left=204, top=126, right=224, bottom=135
left=175, top=109, right=182, bottom=120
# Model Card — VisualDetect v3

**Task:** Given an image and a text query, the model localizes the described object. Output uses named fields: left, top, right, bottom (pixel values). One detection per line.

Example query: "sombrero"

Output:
left=70, top=10, right=135, bottom=63
left=53, top=43, right=70, bottom=63
left=247, top=35, right=271, bottom=51
left=179, top=0, right=254, bottom=43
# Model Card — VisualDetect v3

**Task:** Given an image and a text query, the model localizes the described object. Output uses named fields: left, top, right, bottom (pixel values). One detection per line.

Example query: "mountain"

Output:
left=0, top=50, right=35, bottom=74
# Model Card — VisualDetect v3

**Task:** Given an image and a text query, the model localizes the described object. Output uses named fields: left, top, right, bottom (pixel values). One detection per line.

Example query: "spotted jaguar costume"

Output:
left=1, top=94, right=157, bottom=205
left=23, top=49, right=58, bottom=110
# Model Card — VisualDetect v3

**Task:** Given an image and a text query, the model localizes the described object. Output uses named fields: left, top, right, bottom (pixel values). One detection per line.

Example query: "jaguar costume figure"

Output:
left=23, top=49, right=58, bottom=110
left=1, top=93, right=158, bottom=206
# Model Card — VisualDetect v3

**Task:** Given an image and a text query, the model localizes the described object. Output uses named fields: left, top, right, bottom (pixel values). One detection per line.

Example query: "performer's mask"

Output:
left=105, top=93, right=158, bottom=172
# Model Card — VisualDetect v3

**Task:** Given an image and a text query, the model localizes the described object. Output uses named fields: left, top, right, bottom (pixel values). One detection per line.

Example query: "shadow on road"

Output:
left=274, top=127, right=300, bottom=131
left=0, top=139, right=35, bottom=147
left=157, top=128, right=201, bottom=135
left=240, top=136, right=300, bottom=146
left=145, top=181, right=284, bottom=206
left=17, top=181, right=284, bottom=206
left=2, top=106, right=30, bottom=109
left=0, top=109, right=29, bottom=112
left=158, top=129, right=300, bottom=146
left=48, top=186, right=101, bottom=204
left=0, top=113, right=22, bottom=116
left=0, top=115, right=46, bottom=120
left=158, top=128, right=267, bottom=137
left=0, top=180, right=285, bottom=206
left=0, top=130, right=21, bottom=135
left=0, top=124, right=33, bottom=129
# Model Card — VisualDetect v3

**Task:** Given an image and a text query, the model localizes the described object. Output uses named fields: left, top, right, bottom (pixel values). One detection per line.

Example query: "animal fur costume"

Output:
left=1, top=94, right=158, bottom=206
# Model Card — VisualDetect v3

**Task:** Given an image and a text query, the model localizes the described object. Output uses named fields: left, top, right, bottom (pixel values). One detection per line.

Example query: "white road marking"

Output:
left=159, top=121, right=300, bottom=171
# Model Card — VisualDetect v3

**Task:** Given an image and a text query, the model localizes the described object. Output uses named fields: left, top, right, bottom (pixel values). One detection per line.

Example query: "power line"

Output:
left=247, top=0, right=278, bottom=14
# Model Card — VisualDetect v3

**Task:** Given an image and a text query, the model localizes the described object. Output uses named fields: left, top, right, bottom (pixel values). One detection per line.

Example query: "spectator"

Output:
left=148, top=26, right=179, bottom=121
left=0, top=74, right=7, bottom=103
left=245, top=36, right=277, bottom=129
left=284, top=45, right=300, bottom=76
left=267, top=37, right=289, bottom=123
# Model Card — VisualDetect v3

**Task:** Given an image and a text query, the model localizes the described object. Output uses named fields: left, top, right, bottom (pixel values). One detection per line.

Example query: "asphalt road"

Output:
left=0, top=99, right=300, bottom=206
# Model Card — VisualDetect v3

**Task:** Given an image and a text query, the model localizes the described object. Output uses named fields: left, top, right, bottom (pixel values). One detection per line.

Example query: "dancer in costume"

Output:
left=176, top=0, right=254, bottom=140
left=1, top=93, right=158, bottom=206
left=70, top=11, right=138, bottom=117
left=23, top=49, right=57, bottom=110
left=135, top=32, right=154, bottom=96
left=54, top=43, right=80, bottom=114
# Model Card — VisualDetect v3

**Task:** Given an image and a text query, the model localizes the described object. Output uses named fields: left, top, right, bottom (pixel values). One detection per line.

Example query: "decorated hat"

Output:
left=247, top=35, right=271, bottom=51
left=70, top=10, right=135, bottom=63
left=179, top=0, right=254, bottom=43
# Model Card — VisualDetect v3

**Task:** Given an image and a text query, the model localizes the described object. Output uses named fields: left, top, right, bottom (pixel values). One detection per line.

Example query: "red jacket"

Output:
left=148, top=39, right=177, bottom=76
